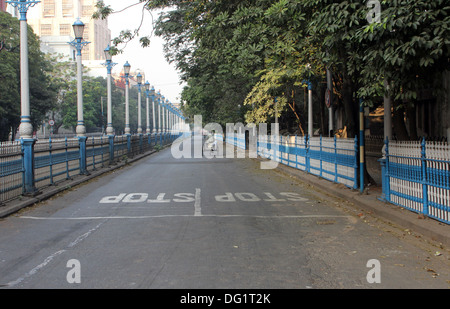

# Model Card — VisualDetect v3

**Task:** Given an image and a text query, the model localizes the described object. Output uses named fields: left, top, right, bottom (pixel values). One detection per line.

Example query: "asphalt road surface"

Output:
left=0, top=137, right=448, bottom=289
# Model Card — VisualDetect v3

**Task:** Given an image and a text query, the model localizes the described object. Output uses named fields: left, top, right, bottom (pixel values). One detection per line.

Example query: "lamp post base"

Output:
left=76, top=124, right=86, bottom=137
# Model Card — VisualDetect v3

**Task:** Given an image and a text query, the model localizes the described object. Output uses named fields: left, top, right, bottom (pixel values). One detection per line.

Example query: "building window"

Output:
left=40, top=24, right=52, bottom=36
left=82, top=24, right=89, bottom=41
left=82, top=46, right=90, bottom=61
left=43, top=0, right=55, bottom=17
left=82, top=5, right=92, bottom=17
left=62, top=0, right=73, bottom=17
left=60, top=24, right=70, bottom=36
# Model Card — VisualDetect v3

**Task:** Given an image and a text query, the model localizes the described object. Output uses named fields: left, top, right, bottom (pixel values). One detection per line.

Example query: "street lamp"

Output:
left=102, top=45, right=117, bottom=137
left=150, top=86, right=156, bottom=134
left=136, top=72, right=143, bottom=135
left=102, top=45, right=117, bottom=163
left=144, top=81, right=151, bottom=135
left=69, top=18, right=90, bottom=138
left=156, top=91, right=161, bottom=133
left=166, top=99, right=171, bottom=136
left=68, top=18, right=90, bottom=175
left=6, top=0, right=40, bottom=194
left=123, top=61, right=131, bottom=135
left=160, top=96, right=166, bottom=134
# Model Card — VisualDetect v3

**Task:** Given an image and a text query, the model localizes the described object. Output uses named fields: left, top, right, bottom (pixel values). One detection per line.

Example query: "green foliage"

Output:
left=94, top=0, right=450, bottom=139
left=0, top=12, right=57, bottom=141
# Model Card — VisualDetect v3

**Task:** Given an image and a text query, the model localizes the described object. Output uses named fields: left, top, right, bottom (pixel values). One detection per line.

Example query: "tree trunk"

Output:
left=406, top=103, right=418, bottom=140
left=393, top=100, right=409, bottom=140
left=341, top=72, right=357, bottom=137
left=318, top=83, right=327, bottom=136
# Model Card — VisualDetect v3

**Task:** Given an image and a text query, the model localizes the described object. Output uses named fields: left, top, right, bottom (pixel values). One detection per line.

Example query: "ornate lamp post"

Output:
left=136, top=73, right=143, bottom=152
left=123, top=61, right=132, bottom=153
left=103, top=45, right=116, bottom=136
left=167, top=100, right=172, bottom=139
left=7, top=0, right=40, bottom=194
left=157, top=91, right=162, bottom=145
left=102, top=45, right=117, bottom=163
left=69, top=18, right=90, bottom=175
left=161, top=95, right=166, bottom=142
left=151, top=86, right=156, bottom=134
left=144, top=81, right=151, bottom=135
left=69, top=18, right=90, bottom=138
left=136, top=72, right=143, bottom=135
left=123, top=61, right=131, bottom=135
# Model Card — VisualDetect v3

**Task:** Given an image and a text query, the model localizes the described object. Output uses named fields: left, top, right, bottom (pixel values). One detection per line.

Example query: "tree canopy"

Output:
left=97, top=0, right=450, bottom=138
left=0, top=12, right=56, bottom=141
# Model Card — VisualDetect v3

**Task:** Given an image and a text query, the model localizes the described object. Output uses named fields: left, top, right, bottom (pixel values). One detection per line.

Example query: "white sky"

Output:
left=105, top=0, right=185, bottom=104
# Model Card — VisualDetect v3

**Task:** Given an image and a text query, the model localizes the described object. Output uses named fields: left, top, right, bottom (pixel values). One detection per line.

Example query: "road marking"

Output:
left=194, top=188, right=201, bottom=216
left=20, top=214, right=351, bottom=220
left=6, top=250, right=66, bottom=287
left=6, top=221, right=105, bottom=287
left=99, top=192, right=309, bottom=204
left=147, top=193, right=171, bottom=203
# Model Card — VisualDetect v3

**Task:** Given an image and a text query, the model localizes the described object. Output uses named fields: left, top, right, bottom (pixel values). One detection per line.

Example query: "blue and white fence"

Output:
left=225, top=133, right=358, bottom=189
left=380, top=139, right=450, bottom=224
left=0, top=132, right=179, bottom=204
left=225, top=133, right=246, bottom=150
left=257, top=135, right=358, bottom=189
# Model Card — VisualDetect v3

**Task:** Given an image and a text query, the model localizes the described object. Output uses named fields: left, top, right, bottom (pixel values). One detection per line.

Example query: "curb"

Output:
left=270, top=160, right=450, bottom=247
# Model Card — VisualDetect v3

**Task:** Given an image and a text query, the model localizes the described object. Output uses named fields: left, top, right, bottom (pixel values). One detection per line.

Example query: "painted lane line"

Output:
left=194, top=188, right=201, bottom=217
left=6, top=221, right=105, bottom=287
left=6, top=250, right=66, bottom=287
left=20, top=214, right=352, bottom=220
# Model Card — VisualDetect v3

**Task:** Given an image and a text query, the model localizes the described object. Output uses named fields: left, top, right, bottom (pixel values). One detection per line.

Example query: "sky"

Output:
left=105, top=1, right=185, bottom=104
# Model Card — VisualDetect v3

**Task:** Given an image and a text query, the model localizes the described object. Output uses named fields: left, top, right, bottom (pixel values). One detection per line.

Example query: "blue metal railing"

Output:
left=0, top=132, right=181, bottom=204
left=380, top=138, right=450, bottom=224
left=255, top=135, right=358, bottom=189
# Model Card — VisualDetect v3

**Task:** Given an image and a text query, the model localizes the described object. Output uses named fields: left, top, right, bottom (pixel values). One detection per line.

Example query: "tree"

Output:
left=0, top=12, right=57, bottom=141
left=356, top=0, right=450, bottom=140
left=61, top=76, right=108, bottom=133
left=93, top=0, right=450, bottom=140
left=44, top=54, right=76, bottom=134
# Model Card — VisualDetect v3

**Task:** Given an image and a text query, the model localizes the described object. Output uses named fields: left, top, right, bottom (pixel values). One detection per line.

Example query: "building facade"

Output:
left=27, top=0, right=111, bottom=62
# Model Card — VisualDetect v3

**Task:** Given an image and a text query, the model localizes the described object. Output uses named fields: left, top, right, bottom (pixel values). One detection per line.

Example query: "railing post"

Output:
left=378, top=137, right=388, bottom=201
left=421, top=138, right=429, bottom=216
left=306, top=135, right=310, bottom=174
left=319, top=135, right=323, bottom=178
left=65, top=137, right=70, bottom=180
left=92, top=137, right=96, bottom=170
left=78, top=136, right=88, bottom=175
left=49, top=137, right=53, bottom=185
left=21, top=138, right=37, bottom=195
left=294, top=134, right=297, bottom=169
left=334, top=136, right=338, bottom=183
left=359, top=99, right=365, bottom=193
left=108, top=135, right=114, bottom=164
left=127, top=134, right=131, bottom=154
left=353, top=136, right=358, bottom=190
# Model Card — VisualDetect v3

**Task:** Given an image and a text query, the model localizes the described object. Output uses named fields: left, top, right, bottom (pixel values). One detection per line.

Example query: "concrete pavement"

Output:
left=0, top=139, right=449, bottom=289
left=1, top=142, right=448, bottom=248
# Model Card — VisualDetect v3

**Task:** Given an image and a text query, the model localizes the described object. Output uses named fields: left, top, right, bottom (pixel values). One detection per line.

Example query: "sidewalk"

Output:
left=271, top=160, right=450, bottom=247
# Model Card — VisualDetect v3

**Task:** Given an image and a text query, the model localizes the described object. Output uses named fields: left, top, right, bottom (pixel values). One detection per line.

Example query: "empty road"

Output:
left=0, top=137, right=448, bottom=291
